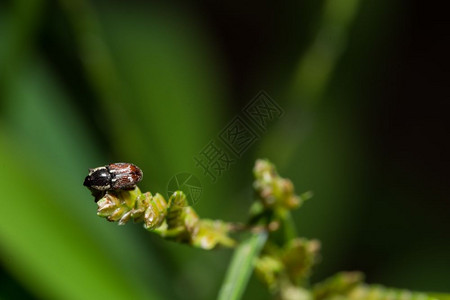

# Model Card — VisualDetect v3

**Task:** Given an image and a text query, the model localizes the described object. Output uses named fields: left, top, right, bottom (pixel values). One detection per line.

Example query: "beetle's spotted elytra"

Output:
left=83, top=163, right=143, bottom=192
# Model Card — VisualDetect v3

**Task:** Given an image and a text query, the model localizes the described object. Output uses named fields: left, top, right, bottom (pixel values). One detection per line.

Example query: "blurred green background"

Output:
left=0, top=0, right=449, bottom=299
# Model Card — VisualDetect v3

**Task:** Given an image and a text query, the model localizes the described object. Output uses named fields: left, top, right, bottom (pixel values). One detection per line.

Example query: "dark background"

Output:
left=0, top=0, right=449, bottom=299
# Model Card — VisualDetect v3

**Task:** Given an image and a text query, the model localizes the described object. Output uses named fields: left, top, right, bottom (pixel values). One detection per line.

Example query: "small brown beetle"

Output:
left=83, top=163, right=143, bottom=191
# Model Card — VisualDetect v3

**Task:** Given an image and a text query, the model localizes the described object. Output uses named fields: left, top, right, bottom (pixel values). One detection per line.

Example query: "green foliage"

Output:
left=0, top=0, right=448, bottom=299
left=94, top=188, right=235, bottom=250
left=218, top=161, right=446, bottom=300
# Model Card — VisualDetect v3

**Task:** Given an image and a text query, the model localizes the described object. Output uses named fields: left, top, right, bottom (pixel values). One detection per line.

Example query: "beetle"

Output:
left=83, top=162, right=143, bottom=192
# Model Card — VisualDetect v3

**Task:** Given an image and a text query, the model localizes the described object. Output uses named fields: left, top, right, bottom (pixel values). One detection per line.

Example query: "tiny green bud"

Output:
left=253, top=159, right=307, bottom=210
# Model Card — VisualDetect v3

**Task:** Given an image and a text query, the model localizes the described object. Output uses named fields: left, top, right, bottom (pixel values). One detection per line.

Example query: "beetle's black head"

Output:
left=83, top=167, right=111, bottom=191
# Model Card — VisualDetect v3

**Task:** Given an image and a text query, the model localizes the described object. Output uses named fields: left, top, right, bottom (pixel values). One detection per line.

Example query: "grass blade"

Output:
left=218, top=232, right=268, bottom=300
